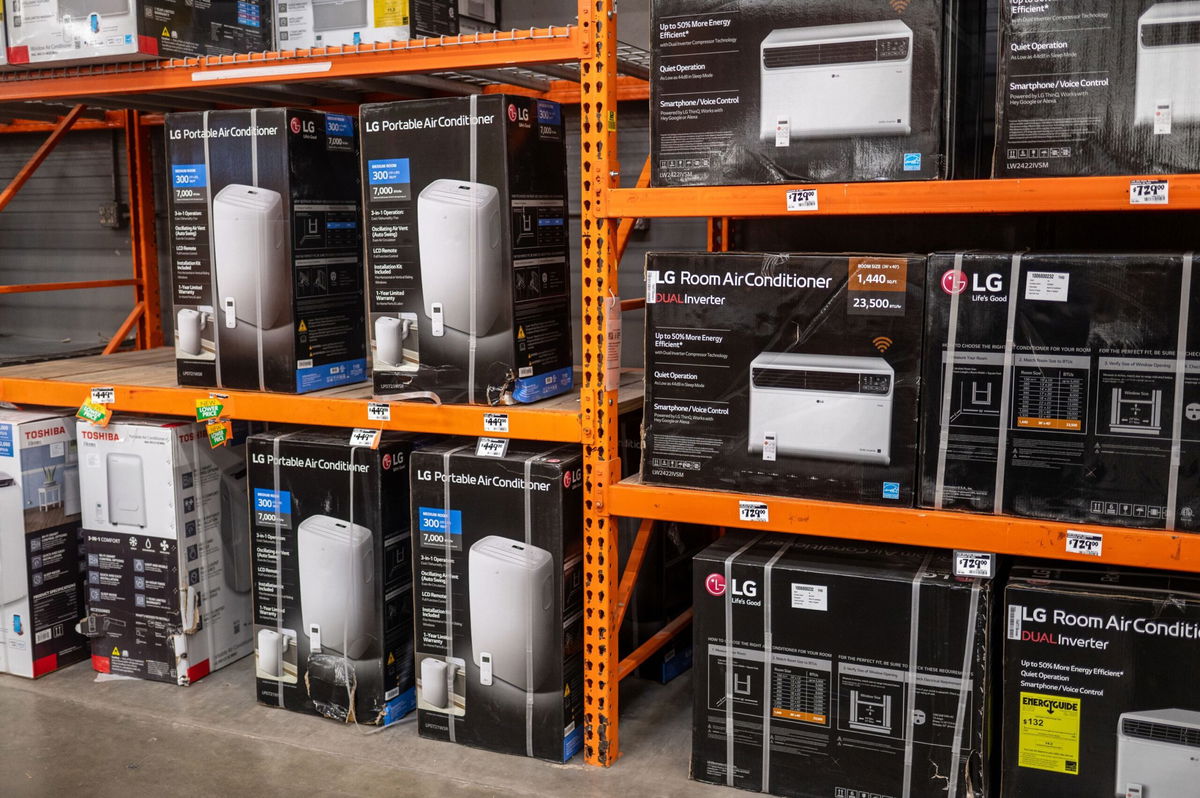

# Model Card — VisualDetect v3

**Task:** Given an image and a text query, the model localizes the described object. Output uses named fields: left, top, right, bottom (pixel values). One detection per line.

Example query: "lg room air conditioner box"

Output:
left=220, top=468, right=252, bottom=594
left=1117, top=709, right=1200, bottom=797
left=759, top=20, right=913, bottom=141
left=0, top=473, right=25, bottom=605
left=312, top=0, right=368, bottom=32
left=297, top=515, right=374, bottom=659
left=417, top=179, right=504, bottom=337
left=748, top=353, right=894, bottom=464
left=105, top=453, right=146, bottom=528
left=213, top=185, right=289, bottom=334
left=468, top=536, right=555, bottom=691
left=1136, top=2, right=1200, bottom=128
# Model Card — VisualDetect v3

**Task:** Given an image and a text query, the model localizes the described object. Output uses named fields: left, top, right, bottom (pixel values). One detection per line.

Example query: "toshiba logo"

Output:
left=81, top=430, right=120, bottom=441
left=25, top=426, right=66, bottom=440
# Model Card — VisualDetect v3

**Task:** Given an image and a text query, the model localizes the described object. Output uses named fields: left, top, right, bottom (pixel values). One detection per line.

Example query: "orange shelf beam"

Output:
left=0, top=278, right=137, bottom=295
left=607, top=479, right=1200, bottom=573
left=0, top=29, right=583, bottom=103
left=603, top=174, right=1200, bottom=218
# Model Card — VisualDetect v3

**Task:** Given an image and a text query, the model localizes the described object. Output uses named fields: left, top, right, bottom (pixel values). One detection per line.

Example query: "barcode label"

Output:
left=1007, top=605, right=1023, bottom=640
left=35, top=628, right=53, bottom=644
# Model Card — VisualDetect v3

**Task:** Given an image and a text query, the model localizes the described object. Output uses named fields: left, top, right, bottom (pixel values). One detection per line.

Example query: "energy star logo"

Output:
left=705, top=573, right=726, bottom=596
left=941, top=269, right=968, bottom=295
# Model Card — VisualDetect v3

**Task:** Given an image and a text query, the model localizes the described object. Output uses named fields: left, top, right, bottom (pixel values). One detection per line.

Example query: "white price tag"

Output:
left=1130, top=179, right=1168, bottom=205
left=786, top=188, right=818, bottom=212
left=483, top=412, right=509, bottom=434
left=475, top=437, right=510, bottom=458
left=90, top=387, right=115, bottom=405
left=366, top=401, right=391, bottom=422
left=1065, top=530, right=1104, bottom=557
left=605, top=296, right=622, bottom=392
left=953, top=550, right=996, bottom=579
left=349, top=428, right=381, bottom=448
left=738, top=501, right=769, bottom=523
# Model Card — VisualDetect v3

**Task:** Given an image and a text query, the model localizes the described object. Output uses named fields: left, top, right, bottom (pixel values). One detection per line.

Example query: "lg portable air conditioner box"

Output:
left=759, top=21, right=913, bottom=141
left=297, top=515, right=375, bottom=659
left=748, top=353, right=894, bottom=464
left=1117, top=709, right=1200, bottom=796
left=165, top=108, right=365, bottom=394
left=1136, top=2, right=1200, bottom=129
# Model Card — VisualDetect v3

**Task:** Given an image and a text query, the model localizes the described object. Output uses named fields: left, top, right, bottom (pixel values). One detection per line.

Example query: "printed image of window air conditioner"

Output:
left=297, top=515, right=375, bottom=659
left=1116, top=708, right=1200, bottom=797
left=105, top=453, right=146, bottom=528
left=57, top=0, right=131, bottom=20
left=176, top=308, right=210, bottom=357
left=0, top=472, right=26, bottom=606
left=1136, top=2, right=1200, bottom=129
left=212, top=184, right=289, bottom=337
left=220, top=468, right=252, bottom=594
left=468, top=536, right=555, bottom=691
left=848, top=688, right=894, bottom=734
left=759, top=20, right=913, bottom=142
left=312, top=0, right=368, bottom=32
left=748, top=353, right=894, bottom=465
left=417, top=179, right=504, bottom=339
left=374, top=315, right=413, bottom=368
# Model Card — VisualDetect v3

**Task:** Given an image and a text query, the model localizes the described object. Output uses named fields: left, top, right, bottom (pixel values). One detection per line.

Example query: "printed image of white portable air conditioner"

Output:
left=311, top=0, right=368, bottom=31
left=105, top=453, right=146, bottom=528
left=748, top=353, right=894, bottom=464
left=297, top=515, right=374, bottom=659
left=1136, top=2, right=1200, bottom=130
left=176, top=308, right=209, bottom=357
left=759, top=20, right=913, bottom=142
left=468, top=536, right=555, bottom=691
left=220, top=468, right=252, bottom=594
left=374, top=314, right=416, bottom=369
left=213, top=185, right=288, bottom=338
left=1116, top=709, right=1200, bottom=796
left=0, top=472, right=25, bottom=606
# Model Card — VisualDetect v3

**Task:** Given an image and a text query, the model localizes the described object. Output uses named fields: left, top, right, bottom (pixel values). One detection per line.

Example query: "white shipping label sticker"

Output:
left=1024, top=271, right=1070, bottom=302
left=738, top=501, right=769, bottom=523
left=1007, top=605, right=1024, bottom=640
left=645, top=270, right=659, bottom=303
left=483, top=412, right=509, bottom=433
left=605, top=296, right=622, bottom=392
left=775, top=117, right=790, bottom=147
left=1155, top=101, right=1172, bottom=135
left=953, top=550, right=996, bottom=579
left=1130, top=179, right=1168, bottom=205
left=761, top=432, right=777, bottom=463
left=790, top=583, right=828, bottom=611
left=786, top=188, right=818, bottom=212
left=366, top=401, right=391, bottom=422
left=90, top=387, right=115, bottom=405
left=475, top=437, right=509, bottom=458
left=1065, top=530, right=1104, bottom=557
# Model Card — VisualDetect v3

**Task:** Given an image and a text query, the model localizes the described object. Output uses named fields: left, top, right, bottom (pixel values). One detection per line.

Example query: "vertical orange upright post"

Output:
left=579, top=0, right=622, bottom=767
left=123, top=109, right=163, bottom=350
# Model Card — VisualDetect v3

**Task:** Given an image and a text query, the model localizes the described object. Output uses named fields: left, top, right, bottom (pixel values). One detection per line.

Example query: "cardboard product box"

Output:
left=77, top=417, right=255, bottom=685
left=457, top=0, right=496, bottom=25
left=0, top=1, right=8, bottom=68
left=920, top=251, right=1200, bottom=530
left=995, top=0, right=1200, bottom=177
left=642, top=251, right=926, bottom=506
left=165, top=108, right=366, bottom=394
left=5, top=0, right=271, bottom=68
left=360, top=95, right=574, bottom=405
left=649, top=0, right=984, bottom=186
left=693, top=533, right=992, bottom=797
left=0, top=409, right=88, bottom=678
left=274, top=0, right=457, bottom=50
left=409, top=439, right=583, bottom=761
left=246, top=428, right=420, bottom=725
left=1002, top=563, right=1200, bottom=797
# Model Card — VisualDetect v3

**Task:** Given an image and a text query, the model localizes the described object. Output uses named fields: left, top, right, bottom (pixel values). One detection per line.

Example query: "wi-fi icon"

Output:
left=890, top=0, right=911, bottom=12
left=873, top=336, right=894, bottom=353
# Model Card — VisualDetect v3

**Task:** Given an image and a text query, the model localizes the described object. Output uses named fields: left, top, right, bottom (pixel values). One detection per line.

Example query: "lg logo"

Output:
left=704, top=573, right=725, bottom=596
left=705, top=573, right=757, bottom=598
left=290, top=118, right=302, bottom=134
left=941, top=270, right=967, bottom=295
left=940, top=269, right=1004, bottom=295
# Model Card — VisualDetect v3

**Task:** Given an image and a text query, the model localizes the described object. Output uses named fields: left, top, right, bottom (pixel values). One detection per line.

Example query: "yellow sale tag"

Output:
left=195, top=398, right=224, bottom=422
left=206, top=420, right=232, bottom=449
left=1018, top=692, right=1081, bottom=775
left=76, top=401, right=113, bottom=427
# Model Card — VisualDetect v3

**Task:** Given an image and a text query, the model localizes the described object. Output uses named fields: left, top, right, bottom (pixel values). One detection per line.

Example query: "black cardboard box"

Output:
left=642, top=252, right=926, bottom=506
left=649, top=0, right=984, bottom=185
left=165, top=109, right=366, bottom=394
left=360, top=95, right=574, bottom=405
left=919, top=251, right=1200, bottom=530
left=1002, top=563, right=1200, bottom=797
left=247, top=429, right=418, bottom=724
left=409, top=439, right=583, bottom=761
left=995, top=0, right=1200, bottom=177
left=693, top=533, right=992, bottom=797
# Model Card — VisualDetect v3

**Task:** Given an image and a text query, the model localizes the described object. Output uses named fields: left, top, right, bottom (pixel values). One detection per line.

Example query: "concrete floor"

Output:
left=0, top=656, right=729, bottom=798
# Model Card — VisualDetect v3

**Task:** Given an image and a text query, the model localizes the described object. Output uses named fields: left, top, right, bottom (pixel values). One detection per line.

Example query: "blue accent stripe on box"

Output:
left=512, top=367, right=574, bottom=404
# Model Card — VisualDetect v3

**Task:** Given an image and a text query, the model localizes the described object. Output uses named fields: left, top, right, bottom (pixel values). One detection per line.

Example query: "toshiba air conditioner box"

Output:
left=273, top=0, right=456, bottom=50
left=1002, top=564, right=1200, bottom=797
left=649, top=0, right=986, bottom=186
left=75, top=416, right=255, bottom=685
left=0, top=409, right=87, bottom=679
left=996, top=0, right=1200, bottom=176
left=360, top=95, right=574, bottom=405
left=693, top=533, right=993, bottom=797
left=4, top=0, right=270, bottom=67
left=410, top=440, right=583, bottom=761
left=247, top=428, right=420, bottom=725
left=920, top=252, right=1200, bottom=531
left=642, top=252, right=925, bottom=506
left=165, top=108, right=366, bottom=393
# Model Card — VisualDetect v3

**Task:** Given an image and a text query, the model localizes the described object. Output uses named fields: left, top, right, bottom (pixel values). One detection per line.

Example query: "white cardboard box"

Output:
left=274, top=0, right=456, bottom=50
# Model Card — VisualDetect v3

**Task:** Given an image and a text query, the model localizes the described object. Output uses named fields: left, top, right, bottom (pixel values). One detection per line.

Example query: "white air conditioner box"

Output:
left=213, top=185, right=289, bottom=333
left=0, top=473, right=24, bottom=605
left=1136, top=2, right=1200, bottom=128
left=297, top=515, right=375, bottom=659
left=312, top=0, right=368, bottom=31
left=759, top=20, right=913, bottom=141
left=748, top=352, right=894, bottom=465
left=417, top=179, right=504, bottom=337
left=1117, top=709, right=1200, bottom=796
left=468, top=535, right=555, bottom=691
left=105, top=452, right=147, bottom=528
